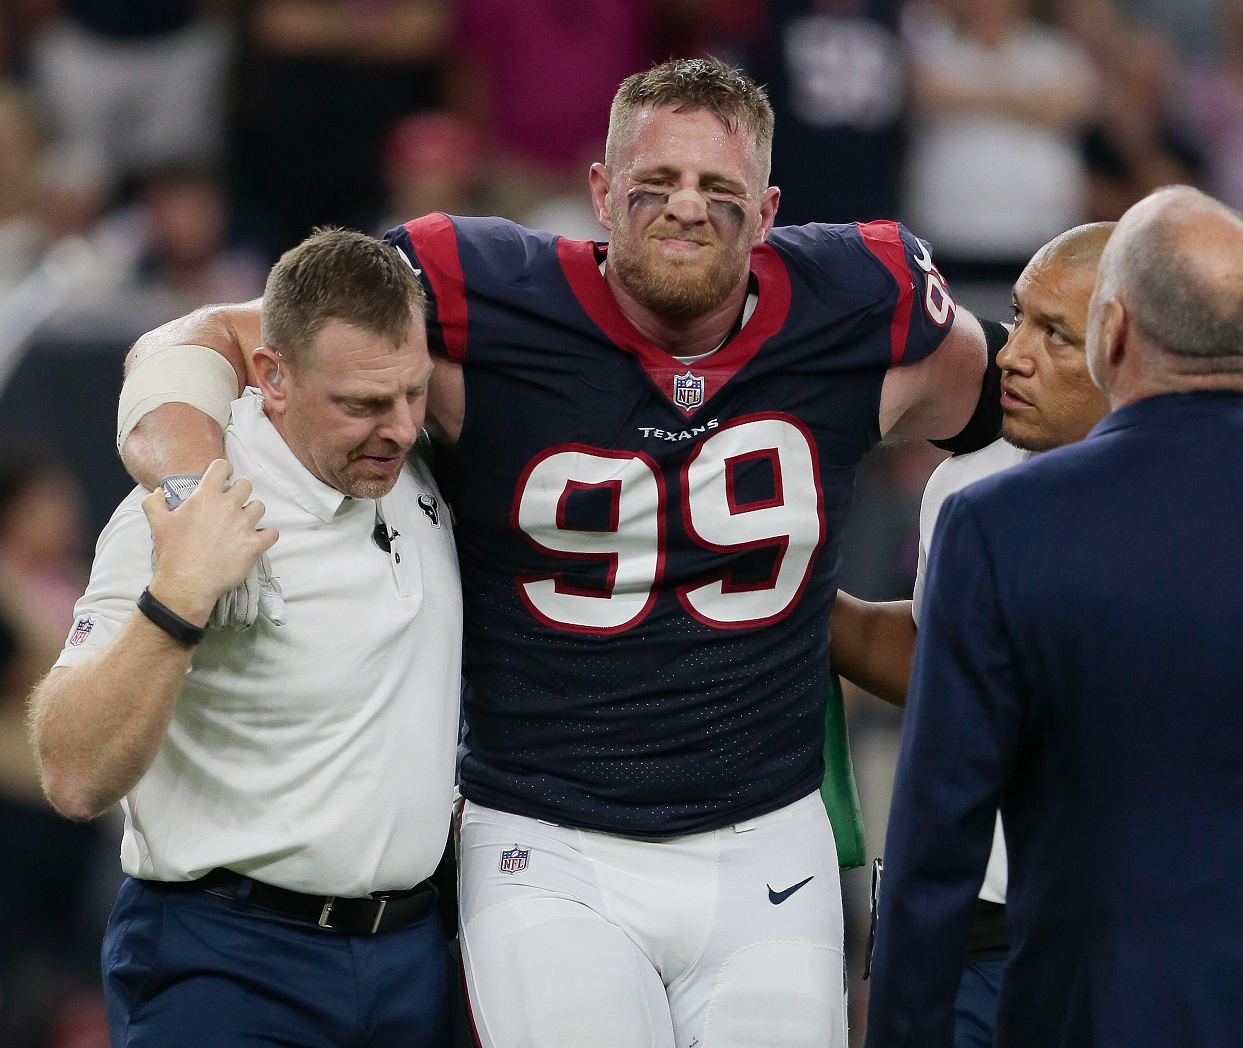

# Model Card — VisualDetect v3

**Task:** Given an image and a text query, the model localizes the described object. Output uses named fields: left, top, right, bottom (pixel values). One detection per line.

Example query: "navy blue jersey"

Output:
left=385, top=215, right=955, bottom=835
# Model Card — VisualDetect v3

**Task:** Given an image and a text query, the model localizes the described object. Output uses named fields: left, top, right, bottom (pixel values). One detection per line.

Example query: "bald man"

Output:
left=864, top=184, right=1243, bottom=1048
left=831, top=222, right=1113, bottom=1048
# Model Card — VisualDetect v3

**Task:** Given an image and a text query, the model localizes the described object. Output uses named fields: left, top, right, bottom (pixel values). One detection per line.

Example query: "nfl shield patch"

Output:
left=673, top=371, right=704, bottom=410
left=69, top=616, right=94, bottom=646
left=499, top=844, right=529, bottom=875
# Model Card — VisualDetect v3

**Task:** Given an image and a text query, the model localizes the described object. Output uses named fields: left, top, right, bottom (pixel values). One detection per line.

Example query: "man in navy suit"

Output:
left=865, top=183, right=1243, bottom=1048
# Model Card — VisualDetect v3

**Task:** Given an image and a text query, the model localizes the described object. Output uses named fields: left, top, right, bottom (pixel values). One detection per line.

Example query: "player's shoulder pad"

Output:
left=382, top=215, right=574, bottom=362
left=766, top=222, right=891, bottom=300
left=383, top=214, right=561, bottom=285
left=768, top=221, right=956, bottom=363
left=767, top=220, right=929, bottom=289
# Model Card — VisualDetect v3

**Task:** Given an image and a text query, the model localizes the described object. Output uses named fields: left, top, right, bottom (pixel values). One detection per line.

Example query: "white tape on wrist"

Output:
left=116, top=344, right=240, bottom=453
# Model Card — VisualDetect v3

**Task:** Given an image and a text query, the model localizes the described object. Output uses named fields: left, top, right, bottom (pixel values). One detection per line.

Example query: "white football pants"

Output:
left=459, top=791, right=846, bottom=1048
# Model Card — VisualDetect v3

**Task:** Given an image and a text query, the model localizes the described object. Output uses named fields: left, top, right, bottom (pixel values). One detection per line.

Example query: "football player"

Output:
left=115, top=58, right=996, bottom=1048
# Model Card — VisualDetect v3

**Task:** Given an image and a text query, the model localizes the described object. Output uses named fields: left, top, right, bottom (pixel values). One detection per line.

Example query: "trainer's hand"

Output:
left=158, top=467, right=287, bottom=629
left=143, top=459, right=278, bottom=627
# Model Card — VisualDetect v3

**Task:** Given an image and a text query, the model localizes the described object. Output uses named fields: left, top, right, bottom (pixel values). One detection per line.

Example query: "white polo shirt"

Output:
left=56, top=389, right=462, bottom=897
left=912, top=438, right=1031, bottom=906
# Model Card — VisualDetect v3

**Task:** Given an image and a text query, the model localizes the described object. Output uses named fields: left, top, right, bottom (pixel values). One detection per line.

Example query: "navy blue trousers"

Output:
left=953, top=951, right=1006, bottom=1048
left=103, top=877, right=453, bottom=1047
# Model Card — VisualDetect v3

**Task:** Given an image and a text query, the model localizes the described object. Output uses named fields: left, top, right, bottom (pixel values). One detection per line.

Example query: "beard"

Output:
left=338, top=472, right=402, bottom=500
left=1000, top=414, right=1057, bottom=453
left=609, top=220, right=752, bottom=322
left=335, top=448, right=409, bottom=500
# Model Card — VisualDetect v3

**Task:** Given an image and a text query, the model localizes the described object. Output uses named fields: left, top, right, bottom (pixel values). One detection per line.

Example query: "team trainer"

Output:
left=30, top=229, right=462, bottom=1048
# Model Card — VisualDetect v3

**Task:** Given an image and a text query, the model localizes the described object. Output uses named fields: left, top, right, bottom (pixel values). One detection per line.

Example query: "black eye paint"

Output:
left=628, top=188, right=667, bottom=219
left=706, top=198, right=744, bottom=235
left=626, top=188, right=746, bottom=234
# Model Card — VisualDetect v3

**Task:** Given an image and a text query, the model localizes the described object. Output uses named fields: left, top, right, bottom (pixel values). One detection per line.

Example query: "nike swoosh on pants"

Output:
left=767, top=876, right=814, bottom=904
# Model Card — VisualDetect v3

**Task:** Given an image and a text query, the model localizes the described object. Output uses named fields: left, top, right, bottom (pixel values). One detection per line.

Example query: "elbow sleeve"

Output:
left=117, top=345, right=239, bottom=453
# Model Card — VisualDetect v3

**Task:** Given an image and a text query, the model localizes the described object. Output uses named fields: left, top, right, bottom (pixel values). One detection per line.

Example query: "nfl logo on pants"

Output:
left=499, top=845, right=529, bottom=875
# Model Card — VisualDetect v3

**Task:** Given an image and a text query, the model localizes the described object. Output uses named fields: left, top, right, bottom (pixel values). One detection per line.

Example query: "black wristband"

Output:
left=137, top=588, right=207, bottom=645
left=930, top=317, right=1008, bottom=455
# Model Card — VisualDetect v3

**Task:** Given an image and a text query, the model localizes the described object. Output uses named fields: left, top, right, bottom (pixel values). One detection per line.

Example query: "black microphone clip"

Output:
left=372, top=518, right=401, bottom=561
left=372, top=519, right=391, bottom=553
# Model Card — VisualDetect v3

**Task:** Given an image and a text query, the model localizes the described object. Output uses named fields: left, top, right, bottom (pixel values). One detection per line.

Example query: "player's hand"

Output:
left=143, top=459, right=279, bottom=626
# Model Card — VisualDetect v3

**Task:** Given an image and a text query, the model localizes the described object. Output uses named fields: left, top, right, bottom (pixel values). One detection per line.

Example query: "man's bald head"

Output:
left=996, top=222, right=1115, bottom=452
left=1096, top=186, right=1243, bottom=370
left=1033, top=221, right=1115, bottom=273
left=1088, top=186, right=1243, bottom=407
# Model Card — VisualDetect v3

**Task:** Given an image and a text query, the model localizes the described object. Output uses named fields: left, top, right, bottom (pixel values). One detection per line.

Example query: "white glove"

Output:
left=160, top=473, right=286, bottom=629
left=207, top=552, right=286, bottom=629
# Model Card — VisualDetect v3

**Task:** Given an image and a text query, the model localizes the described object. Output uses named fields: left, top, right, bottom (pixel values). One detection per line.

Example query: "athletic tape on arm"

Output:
left=116, top=344, right=240, bottom=452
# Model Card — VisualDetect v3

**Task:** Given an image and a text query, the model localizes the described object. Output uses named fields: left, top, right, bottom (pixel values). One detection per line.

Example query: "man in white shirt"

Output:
left=831, top=221, right=1113, bottom=1048
left=29, top=228, right=462, bottom=1048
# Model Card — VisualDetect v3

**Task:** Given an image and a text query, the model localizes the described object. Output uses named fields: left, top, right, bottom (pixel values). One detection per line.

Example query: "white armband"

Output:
left=116, top=344, right=240, bottom=453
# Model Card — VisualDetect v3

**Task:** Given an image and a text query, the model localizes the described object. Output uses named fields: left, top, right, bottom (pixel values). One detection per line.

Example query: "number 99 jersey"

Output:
left=385, top=215, right=954, bottom=837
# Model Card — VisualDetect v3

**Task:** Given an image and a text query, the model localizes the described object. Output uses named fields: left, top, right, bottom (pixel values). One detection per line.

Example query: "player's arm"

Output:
left=120, top=277, right=466, bottom=488
left=880, top=307, right=987, bottom=442
left=831, top=435, right=962, bottom=708
left=427, top=356, right=465, bottom=444
left=31, top=462, right=276, bottom=821
left=119, top=302, right=261, bottom=488
left=829, top=592, right=915, bottom=708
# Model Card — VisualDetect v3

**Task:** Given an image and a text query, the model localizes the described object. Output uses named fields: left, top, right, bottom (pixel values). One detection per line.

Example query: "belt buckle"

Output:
left=318, top=894, right=388, bottom=933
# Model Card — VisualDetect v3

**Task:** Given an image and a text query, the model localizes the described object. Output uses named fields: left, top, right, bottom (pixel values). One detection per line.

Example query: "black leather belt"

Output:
left=193, top=868, right=437, bottom=935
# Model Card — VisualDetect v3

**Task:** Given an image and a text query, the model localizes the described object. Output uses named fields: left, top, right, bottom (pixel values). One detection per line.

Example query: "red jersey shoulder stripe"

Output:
left=404, top=213, right=468, bottom=362
left=856, top=220, right=914, bottom=365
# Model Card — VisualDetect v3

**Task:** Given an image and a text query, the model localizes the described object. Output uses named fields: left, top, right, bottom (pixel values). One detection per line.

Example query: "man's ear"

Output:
left=589, top=163, right=614, bottom=232
left=756, top=184, right=780, bottom=244
left=252, top=345, right=287, bottom=410
left=1100, top=299, right=1128, bottom=369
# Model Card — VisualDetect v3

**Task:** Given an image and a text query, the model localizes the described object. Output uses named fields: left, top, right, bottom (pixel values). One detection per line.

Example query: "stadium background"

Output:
left=0, top=0, right=1227, bottom=1043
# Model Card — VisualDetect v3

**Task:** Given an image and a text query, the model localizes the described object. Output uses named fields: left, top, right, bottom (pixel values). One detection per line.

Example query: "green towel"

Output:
left=821, top=672, right=866, bottom=869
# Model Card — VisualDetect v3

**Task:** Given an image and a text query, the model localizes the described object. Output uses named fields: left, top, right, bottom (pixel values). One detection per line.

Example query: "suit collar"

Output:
left=1090, top=389, right=1243, bottom=440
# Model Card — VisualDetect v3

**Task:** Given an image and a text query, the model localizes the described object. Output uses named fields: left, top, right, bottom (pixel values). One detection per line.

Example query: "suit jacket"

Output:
left=866, top=391, right=1243, bottom=1048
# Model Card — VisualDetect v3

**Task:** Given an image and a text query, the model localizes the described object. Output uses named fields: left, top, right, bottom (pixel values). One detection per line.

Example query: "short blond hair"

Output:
left=261, top=227, right=426, bottom=369
left=605, top=57, right=775, bottom=184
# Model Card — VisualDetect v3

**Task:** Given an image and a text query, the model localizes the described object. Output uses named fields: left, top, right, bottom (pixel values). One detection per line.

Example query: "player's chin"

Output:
left=1001, top=415, right=1056, bottom=453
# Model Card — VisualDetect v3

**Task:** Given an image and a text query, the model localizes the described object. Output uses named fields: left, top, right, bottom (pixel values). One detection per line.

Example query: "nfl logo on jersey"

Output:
left=69, top=616, right=94, bottom=646
left=673, top=371, right=704, bottom=411
left=499, top=845, right=529, bottom=875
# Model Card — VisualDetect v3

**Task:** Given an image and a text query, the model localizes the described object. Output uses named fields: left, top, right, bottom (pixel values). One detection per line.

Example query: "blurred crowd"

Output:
left=0, top=0, right=1236, bottom=1045
left=0, top=0, right=1237, bottom=327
